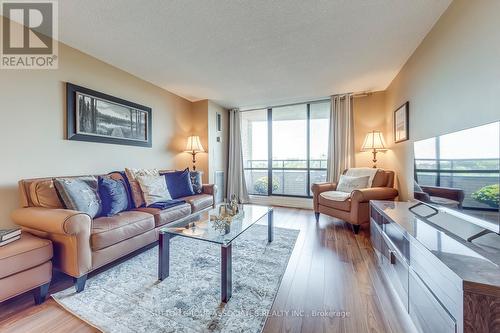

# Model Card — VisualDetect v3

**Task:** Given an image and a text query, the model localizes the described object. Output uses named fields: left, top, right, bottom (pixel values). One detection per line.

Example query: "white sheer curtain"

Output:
left=326, top=94, right=354, bottom=182
left=226, top=109, right=249, bottom=203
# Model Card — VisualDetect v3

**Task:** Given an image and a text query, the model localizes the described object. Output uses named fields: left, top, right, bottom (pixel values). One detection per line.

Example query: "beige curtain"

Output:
left=326, top=94, right=354, bottom=182
left=227, top=109, right=249, bottom=203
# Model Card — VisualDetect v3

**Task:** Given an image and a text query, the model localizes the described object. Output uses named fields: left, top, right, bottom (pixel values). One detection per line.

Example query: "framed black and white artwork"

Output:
left=394, top=101, right=409, bottom=143
left=66, top=83, right=152, bottom=147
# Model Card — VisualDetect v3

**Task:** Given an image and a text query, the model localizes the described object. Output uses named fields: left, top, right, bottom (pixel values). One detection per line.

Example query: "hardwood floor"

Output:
left=0, top=207, right=415, bottom=333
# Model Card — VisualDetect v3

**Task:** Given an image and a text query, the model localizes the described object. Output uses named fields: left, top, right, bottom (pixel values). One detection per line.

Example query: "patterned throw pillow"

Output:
left=336, top=175, right=370, bottom=193
left=136, top=175, right=172, bottom=206
left=98, top=176, right=129, bottom=217
left=53, top=176, right=101, bottom=218
left=190, top=171, right=203, bottom=194
left=124, top=168, right=159, bottom=208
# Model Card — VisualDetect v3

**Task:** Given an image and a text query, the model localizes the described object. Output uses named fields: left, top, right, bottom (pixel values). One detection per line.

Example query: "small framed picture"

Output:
left=216, top=113, right=222, bottom=132
left=394, top=102, right=409, bottom=143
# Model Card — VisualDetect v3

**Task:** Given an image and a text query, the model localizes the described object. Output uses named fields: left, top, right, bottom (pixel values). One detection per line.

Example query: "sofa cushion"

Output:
left=29, top=179, right=63, bottom=209
left=0, top=232, right=53, bottom=279
left=91, top=211, right=155, bottom=251
left=135, top=203, right=191, bottom=228
left=124, top=168, right=160, bottom=208
left=54, top=176, right=102, bottom=218
left=319, top=194, right=351, bottom=212
left=136, top=175, right=172, bottom=206
left=98, top=176, right=129, bottom=217
left=181, top=194, right=213, bottom=212
left=190, top=171, right=203, bottom=194
left=163, top=169, right=195, bottom=199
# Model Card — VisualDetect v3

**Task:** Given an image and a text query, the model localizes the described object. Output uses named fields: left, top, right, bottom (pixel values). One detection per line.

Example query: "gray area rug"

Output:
left=52, top=224, right=299, bottom=333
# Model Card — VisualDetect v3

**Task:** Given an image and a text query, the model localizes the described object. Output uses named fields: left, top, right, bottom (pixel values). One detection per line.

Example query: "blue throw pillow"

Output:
left=163, top=169, right=195, bottom=199
left=98, top=176, right=129, bottom=217
left=54, top=176, right=102, bottom=218
left=190, top=171, right=203, bottom=194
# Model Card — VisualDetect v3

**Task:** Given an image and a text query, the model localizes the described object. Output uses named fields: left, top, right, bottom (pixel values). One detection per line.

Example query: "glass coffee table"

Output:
left=158, top=204, right=273, bottom=303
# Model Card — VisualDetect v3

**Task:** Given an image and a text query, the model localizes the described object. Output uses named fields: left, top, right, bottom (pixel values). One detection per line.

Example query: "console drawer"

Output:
left=410, top=241, right=462, bottom=321
left=409, top=268, right=456, bottom=333
left=370, top=219, right=383, bottom=260
left=381, top=233, right=409, bottom=310
left=384, top=219, right=409, bottom=260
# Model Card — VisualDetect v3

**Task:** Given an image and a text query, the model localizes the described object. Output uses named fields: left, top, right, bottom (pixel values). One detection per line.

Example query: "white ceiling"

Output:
left=58, top=0, right=451, bottom=109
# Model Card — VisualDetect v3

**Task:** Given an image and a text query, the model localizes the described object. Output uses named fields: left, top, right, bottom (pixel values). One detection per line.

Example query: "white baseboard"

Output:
left=249, top=195, right=313, bottom=210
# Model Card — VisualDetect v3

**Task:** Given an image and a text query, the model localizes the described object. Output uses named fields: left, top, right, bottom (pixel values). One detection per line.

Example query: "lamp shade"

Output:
left=185, top=135, right=205, bottom=153
left=362, top=131, right=387, bottom=150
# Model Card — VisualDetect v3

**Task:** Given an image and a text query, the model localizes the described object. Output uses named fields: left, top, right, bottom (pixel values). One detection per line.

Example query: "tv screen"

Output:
left=413, top=121, right=500, bottom=236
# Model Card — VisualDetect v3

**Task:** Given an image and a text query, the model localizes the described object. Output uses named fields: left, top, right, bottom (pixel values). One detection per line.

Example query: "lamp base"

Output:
left=191, top=152, right=197, bottom=171
left=372, top=149, right=378, bottom=168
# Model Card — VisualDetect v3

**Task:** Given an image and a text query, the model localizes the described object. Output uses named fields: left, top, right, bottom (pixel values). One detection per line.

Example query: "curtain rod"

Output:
left=239, top=91, right=374, bottom=112
left=240, top=98, right=330, bottom=113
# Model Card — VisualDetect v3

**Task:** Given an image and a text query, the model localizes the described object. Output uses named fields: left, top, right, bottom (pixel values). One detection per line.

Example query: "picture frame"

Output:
left=394, top=101, right=409, bottom=143
left=216, top=112, right=222, bottom=132
left=66, top=83, right=152, bottom=147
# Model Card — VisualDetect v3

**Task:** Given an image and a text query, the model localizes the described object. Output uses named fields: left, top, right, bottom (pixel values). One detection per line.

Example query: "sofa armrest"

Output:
left=351, top=187, right=399, bottom=203
left=11, top=207, right=92, bottom=278
left=11, top=207, right=91, bottom=235
left=202, top=184, right=217, bottom=208
left=311, top=182, right=338, bottom=212
left=202, top=184, right=216, bottom=195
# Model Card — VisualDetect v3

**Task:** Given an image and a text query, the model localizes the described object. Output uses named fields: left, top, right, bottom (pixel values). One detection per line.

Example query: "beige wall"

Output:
left=207, top=101, right=229, bottom=186
left=353, top=91, right=389, bottom=169
left=191, top=100, right=229, bottom=187
left=373, top=0, right=500, bottom=200
left=0, top=40, right=195, bottom=228
left=191, top=100, right=210, bottom=178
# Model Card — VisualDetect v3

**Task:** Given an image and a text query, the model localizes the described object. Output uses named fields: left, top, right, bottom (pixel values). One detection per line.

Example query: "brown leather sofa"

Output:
left=11, top=171, right=216, bottom=292
left=0, top=232, right=52, bottom=304
left=311, top=169, right=398, bottom=233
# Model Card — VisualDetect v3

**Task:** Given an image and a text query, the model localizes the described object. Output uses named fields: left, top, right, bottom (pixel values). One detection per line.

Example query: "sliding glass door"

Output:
left=241, top=101, right=330, bottom=198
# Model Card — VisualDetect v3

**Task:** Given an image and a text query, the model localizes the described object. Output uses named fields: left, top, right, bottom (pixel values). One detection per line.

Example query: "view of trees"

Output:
left=472, top=184, right=500, bottom=208
left=77, top=94, right=147, bottom=141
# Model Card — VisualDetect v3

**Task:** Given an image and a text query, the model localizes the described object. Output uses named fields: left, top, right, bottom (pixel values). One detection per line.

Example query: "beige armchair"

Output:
left=311, top=169, right=398, bottom=234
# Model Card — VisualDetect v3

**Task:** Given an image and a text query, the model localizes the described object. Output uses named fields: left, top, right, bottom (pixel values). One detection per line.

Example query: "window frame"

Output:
left=242, top=99, right=330, bottom=198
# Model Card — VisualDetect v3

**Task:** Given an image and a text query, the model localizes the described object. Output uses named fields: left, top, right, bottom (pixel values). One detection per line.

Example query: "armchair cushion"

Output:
left=319, top=191, right=350, bottom=202
left=336, top=175, right=370, bottom=193
left=319, top=195, right=351, bottom=212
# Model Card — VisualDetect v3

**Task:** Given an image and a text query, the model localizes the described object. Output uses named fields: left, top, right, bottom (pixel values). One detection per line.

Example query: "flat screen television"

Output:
left=413, top=120, right=500, bottom=241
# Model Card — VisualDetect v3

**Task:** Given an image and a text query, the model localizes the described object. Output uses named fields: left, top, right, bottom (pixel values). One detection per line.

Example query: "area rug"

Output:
left=52, top=224, right=299, bottom=333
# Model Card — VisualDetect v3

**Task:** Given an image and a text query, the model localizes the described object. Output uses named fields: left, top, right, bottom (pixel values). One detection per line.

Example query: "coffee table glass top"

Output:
left=159, top=204, right=272, bottom=245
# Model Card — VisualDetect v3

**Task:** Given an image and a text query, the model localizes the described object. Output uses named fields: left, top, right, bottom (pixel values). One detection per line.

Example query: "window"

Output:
left=241, top=101, right=330, bottom=197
